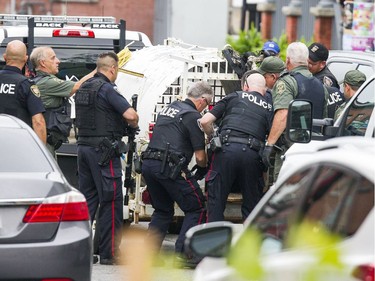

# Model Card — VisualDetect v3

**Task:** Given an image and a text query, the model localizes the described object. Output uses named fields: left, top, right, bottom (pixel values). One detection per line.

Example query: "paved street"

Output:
left=92, top=223, right=195, bottom=281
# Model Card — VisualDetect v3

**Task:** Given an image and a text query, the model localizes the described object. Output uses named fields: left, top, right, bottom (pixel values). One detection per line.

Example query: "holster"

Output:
left=168, top=153, right=186, bottom=180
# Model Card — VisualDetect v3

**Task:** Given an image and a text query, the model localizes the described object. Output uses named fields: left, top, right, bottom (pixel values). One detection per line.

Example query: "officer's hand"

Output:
left=127, top=126, right=140, bottom=137
left=191, top=164, right=208, bottom=181
left=262, top=145, right=274, bottom=168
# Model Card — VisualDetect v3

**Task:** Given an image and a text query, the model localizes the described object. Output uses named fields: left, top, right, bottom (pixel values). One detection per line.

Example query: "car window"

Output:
left=327, top=61, right=357, bottom=83
left=251, top=168, right=315, bottom=253
left=357, top=64, right=374, bottom=78
left=343, top=79, right=374, bottom=136
left=301, top=166, right=357, bottom=231
left=0, top=128, right=53, bottom=172
left=252, top=163, right=373, bottom=254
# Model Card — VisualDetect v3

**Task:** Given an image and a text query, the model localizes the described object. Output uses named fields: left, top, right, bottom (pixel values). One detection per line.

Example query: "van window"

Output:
left=344, top=79, right=374, bottom=136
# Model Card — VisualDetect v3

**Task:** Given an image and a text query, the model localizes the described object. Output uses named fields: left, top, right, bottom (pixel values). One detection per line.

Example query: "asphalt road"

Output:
left=92, top=223, right=195, bottom=281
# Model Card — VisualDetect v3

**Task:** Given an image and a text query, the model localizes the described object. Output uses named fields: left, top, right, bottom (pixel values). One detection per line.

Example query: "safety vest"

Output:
left=220, top=91, right=272, bottom=141
left=75, top=77, right=127, bottom=138
left=148, top=100, right=197, bottom=162
left=291, top=72, right=325, bottom=119
left=0, top=70, right=32, bottom=126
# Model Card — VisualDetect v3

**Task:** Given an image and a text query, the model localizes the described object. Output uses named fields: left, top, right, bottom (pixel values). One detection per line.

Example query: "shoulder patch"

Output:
left=323, top=76, right=333, bottom=87
left=113, top=85, right=121, bottom=94
left=30, top=85, right=41, bottom=97
left=276, top=81, right=286, bottom=95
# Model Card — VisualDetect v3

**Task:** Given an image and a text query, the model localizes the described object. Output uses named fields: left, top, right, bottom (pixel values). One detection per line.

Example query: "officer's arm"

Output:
left=266, top=108, right=288, bottom=145
left=199, top=112, right=217, bottom=137
left=194, top=149, right=207, bottom=167
left=70, top=69, right=97, bottom=95
left=31, top=113, right=47, bottom=144
left=122, top=107, right=139, bottom=128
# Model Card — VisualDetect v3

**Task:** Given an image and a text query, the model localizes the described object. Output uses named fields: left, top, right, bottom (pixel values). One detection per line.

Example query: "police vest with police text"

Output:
left=0, top=70, right=32, bottom=126
left=220, top=91, right=272, bottom=141
left=148, top=100, right=197, bottom=162
left=75, top=77, right=127, bottom=138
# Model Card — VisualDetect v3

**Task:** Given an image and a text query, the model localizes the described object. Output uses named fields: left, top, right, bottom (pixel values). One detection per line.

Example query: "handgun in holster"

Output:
left=168, top=153, right=186, bottom=180
left=98, top=138, right=117, bottom=166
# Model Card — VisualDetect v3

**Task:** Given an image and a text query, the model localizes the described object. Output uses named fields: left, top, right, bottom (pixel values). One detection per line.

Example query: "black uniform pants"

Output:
left=141, top=159, right=206, bottom=253
left=77, top=145, right=123, bottom=260
left=206, top=142, right=262, bottom=222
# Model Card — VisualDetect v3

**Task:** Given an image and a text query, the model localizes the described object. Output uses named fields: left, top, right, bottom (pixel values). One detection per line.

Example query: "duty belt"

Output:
left=222, top=136, right=263, bottom=152
left=141, top=150, right=167, bottom=161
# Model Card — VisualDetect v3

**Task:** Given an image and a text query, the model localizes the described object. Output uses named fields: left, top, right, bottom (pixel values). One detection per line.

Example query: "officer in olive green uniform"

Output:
left=30, top=46, right=95, bottom=156
left=262, top=42, right=328, bottom=183
left=334, top=70, right=366, bottom=121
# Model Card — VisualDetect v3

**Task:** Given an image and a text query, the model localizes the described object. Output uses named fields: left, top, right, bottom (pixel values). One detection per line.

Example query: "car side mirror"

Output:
left=286, top=100, right=313, bottom=143
left=185, top=223, right=233, bottom=258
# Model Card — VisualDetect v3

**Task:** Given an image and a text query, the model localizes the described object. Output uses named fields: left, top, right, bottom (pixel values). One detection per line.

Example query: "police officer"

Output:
left=141, top=81, right=213, bottom=266
left=0, top=40, right=46, bottom=144
left=334, top=69, right=366, bottom=121
left=30, top=46, right=95, bottom=155
left=308, top=43, right=344, bottom=119
left=262, top=40, right=281, bottom=57
left=74, top=52, right=139, bottom=265
left=200, top=73, right=273, bottom=222
left=262, top=42, right=328, bottom=183
left=308, top=42, right=340, bottom=89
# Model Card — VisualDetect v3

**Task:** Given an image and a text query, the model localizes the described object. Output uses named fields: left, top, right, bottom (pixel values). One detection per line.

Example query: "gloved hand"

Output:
left=127, top=126, right=140, bottom=138
left=191, top=164, right=208, bottom=181
left=261, top=145, right=274, bottom=168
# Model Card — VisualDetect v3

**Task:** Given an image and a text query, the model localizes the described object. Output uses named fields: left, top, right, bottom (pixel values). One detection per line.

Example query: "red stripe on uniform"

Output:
left=109, top=159, right=116, bottom=257
left=186, top=178, right=205, bottom=223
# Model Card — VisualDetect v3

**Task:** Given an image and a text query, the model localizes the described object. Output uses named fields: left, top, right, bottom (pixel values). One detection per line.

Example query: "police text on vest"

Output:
left=0, top=83, right=16, bottom=94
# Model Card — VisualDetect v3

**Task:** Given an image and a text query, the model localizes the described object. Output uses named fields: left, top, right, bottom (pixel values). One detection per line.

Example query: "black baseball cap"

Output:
left=308, top=43, right=329, bottom=62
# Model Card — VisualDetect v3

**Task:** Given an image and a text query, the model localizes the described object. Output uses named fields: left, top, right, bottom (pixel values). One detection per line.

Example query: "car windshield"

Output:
left=0, top=128, right=53, bottom=172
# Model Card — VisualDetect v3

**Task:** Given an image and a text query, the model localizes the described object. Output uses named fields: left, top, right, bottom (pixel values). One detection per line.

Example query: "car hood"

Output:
left=0, top=172, right=74, bottom=243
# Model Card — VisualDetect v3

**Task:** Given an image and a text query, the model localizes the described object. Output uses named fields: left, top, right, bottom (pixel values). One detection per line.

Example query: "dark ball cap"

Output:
left=308, top=42, right=329, bottom=62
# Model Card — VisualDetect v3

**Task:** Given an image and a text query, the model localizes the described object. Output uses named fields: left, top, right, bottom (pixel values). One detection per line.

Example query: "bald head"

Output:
left=3, top=40, right=28, bottom=68
left=246, top=73, right=266, bottom=95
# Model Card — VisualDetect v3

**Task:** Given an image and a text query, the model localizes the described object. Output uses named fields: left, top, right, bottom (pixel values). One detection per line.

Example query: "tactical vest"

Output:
left=220, top=91, right=272, bottom=141
left=291, top=72, right=325, bottom=119
left=0, top=70, right=32, bottom=126
left=75, top=78, right=127, bottom=138
left=148, top=101, right=197, bottom=162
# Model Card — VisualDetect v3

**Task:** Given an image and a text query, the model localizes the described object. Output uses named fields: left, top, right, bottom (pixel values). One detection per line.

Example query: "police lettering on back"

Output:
left=159, top=106, right=180, bottom=118
left=241, top=91, right=272, bottom=110
left=0, top=83, right=16, bottom=94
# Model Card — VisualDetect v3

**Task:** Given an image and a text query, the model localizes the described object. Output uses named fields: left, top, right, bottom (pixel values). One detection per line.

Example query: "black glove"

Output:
left=191, top=164, right=208, bottom=181
left=262, top=145, right=274, bottom=168
left=127, top=126, right=140, bottom=137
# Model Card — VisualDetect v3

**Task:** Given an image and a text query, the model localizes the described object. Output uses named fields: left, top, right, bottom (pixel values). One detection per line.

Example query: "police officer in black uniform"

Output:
left=308, top=43, right=344, bottom=119
left=308, top=42, right=340, bottom=89
left=74, top=52, right=139, bottom=265
left=0, top=40, right=46, bottom=144
left=200, top=73, right=273, bottom=222
left=141, top=81, right=213, bottom=266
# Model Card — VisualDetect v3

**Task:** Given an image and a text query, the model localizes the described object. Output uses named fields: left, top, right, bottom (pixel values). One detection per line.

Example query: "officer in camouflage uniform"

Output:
left=262, top=42, right=328, bottom=183
left=308, top=43, right=344, bottom=119
left=30, top=46, right=95, bottom=155
left=0, top=40, right=46, bottom=144
left=334, top=70, right=366, bottom=121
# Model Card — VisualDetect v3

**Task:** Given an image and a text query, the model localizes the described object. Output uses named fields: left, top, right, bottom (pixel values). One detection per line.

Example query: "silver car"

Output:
left=0, top=114, right=92, bottom=281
